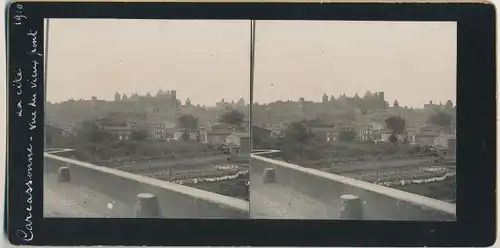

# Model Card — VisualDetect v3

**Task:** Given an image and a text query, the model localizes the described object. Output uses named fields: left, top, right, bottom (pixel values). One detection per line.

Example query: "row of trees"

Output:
left=271, top=121, right=368, bottom=162
left=384, top=110, right=454, bottom=143
left=71, top=107, right=452, bottom=160
left=253, top=110, right=454, bottom=163
left=46, top=108, right=248, bottom=163
left=74, top=120, right=151, bottom=144
left=276, top=109, right=453, bottom=150
left=75, top=108, right=247, bottom=144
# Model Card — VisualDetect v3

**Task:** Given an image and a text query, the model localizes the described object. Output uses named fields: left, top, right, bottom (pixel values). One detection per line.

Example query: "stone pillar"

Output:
left=57, top=167, right=71, bottom=183
left=262, top=168, right=276, bottom=184
left=340, top=194, right=363, bottom=220
left=135, top=193, right=160, bottom=218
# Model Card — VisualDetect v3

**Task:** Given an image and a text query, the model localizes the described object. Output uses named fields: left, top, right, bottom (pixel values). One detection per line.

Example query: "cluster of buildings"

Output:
left=321, top=91, right=388, bottom=110
left=46, top=109, right=252, bottom=153
left=92, top=111, right=250, bottom=142
left=46, top=89, right=254, bottom=154
left=54, top=89, right=182, bottom=113
left=253, top=91, right=456, bottom=127
left=215, top=98, right=246, bottom=110
left=113, top=89, right=181, bottom=113
left=252, top=91, right=389, bottom=125
left=320, top=91, right=455, bottom=112
left=95, top=113, right=169, bottom=141
left=423, top=100, right=455, bottom=112
left=46, top=89, right=457, bottom=157
left=253, top=119, right=456, bottom=156
left=197, top=123, right=251, bottom=153
left=46, top=90, right=183, bottom=129
left=377, top=124, right=456, bottom=156
left=45, top=112, right=170, bottom=142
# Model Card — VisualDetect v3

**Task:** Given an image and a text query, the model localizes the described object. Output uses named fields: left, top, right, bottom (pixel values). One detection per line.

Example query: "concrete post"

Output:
left=135, top=193, right=160, bottom=218
left=340, top=194, right=363, bottom=220
left=57, top=167, right=71, bottom=183
left=262, top=168, right=276, bottom=184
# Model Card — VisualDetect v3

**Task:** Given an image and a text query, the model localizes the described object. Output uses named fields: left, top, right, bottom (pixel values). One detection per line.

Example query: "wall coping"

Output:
left=45, top=148, right=75, bottom=154
left=251, top=153, right=456, bottom=216
left=44, top=153, right=249, bottom=213
left=252, top=150, right=281, bottom=155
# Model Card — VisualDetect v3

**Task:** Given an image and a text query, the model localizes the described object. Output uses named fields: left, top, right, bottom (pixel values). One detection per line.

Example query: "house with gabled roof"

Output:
left=407, top=125, right=442, bottom=146
left=434, top=133, right=456, bottom=156
left=224, top=132, right=250, bottom=154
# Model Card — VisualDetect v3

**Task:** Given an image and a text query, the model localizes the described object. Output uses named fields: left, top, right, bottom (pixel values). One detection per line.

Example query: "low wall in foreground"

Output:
left=250, top=151, right=456, bottom=221
left=44, top=153, right=249, bottom=219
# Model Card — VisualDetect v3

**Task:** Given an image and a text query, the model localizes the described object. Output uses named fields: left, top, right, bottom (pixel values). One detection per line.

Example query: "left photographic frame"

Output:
left=43, top=18, right=251, bottom=219
left=7, top=3, right=255, bottom=246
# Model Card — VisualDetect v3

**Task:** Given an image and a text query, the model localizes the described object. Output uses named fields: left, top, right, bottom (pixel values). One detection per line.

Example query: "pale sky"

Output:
left=254, top=21, right=456, bottom=108
left=46, top=19, right=251, bottom=106
left=46, top=19, right=456, bottom=108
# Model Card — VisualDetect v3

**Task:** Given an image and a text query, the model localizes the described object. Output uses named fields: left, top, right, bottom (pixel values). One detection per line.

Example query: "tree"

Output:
left=385, top=116, right=406, bottom=134
left=181, top=133, right=191, bottom=142
left=428, top=111, right=452, bottom=130
left=285, top=122, right=315, bottom=144
left=345, top=108, right=357, bottom=123
left=218, top=109, right=244, bottom=129
left=130, top=129, right=149, bottom=141
left=283, top=122, right=316, bottom=162
left=77, top=120, right=113, bottom=144
left=337, top=129, right=357, bottom=142
left=389, top=133, right=398, bottom=143
left=393, top=100, right=399, bottom=108
left=445, top=100, right=453, bottom=109
left=177, top=114, right=199, bottom=141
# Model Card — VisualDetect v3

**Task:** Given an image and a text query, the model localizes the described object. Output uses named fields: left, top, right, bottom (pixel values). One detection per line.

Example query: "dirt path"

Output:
left=323, top=157, right=435, bottom=174
left=115, top=155, right=232, bottom=172
left=339, top=165, right=455, bottom=183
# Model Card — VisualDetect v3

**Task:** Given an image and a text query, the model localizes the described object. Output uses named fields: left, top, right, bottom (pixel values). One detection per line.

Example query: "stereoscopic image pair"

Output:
left=43, top=18, right=457, bottom=221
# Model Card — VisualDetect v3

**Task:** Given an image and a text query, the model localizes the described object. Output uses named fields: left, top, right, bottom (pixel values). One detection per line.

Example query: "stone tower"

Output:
left=171, top=90, right=177, bottom=108
left=299, top=97, right=306, bottom=117
left=322, top=93, right=328, bottom=103
left=378, top=92, right=385, bottom=102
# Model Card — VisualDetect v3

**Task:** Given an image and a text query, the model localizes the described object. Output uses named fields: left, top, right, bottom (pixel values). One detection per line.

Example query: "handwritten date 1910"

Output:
left=13, top=4, right=26, bottom=26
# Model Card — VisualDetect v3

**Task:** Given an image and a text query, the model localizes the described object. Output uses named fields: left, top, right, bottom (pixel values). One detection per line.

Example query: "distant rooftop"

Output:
left=207, top=129, right=234, bottom=135
left=309, top=127, right=335, bottom=132
left=438, top=133, right=456, bottom=140
left=229, top=132, right=250, bottom=138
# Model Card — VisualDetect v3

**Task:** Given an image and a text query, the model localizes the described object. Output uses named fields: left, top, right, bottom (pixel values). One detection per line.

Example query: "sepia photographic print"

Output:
left=43, top=19, right=251, bottom=218
left=43, top=18, right=458, bottom=221
left=7, top=1, right=497, bottom=246
left=250, top=21, right=457, bottom=220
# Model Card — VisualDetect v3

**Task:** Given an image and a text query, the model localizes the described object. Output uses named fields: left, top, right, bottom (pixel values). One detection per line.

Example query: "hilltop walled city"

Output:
left=46, top=89, right=456, bottom=202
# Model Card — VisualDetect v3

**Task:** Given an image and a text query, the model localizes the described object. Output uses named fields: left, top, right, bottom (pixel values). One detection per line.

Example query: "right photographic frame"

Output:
left=249, top=20, right=457, bottom=221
